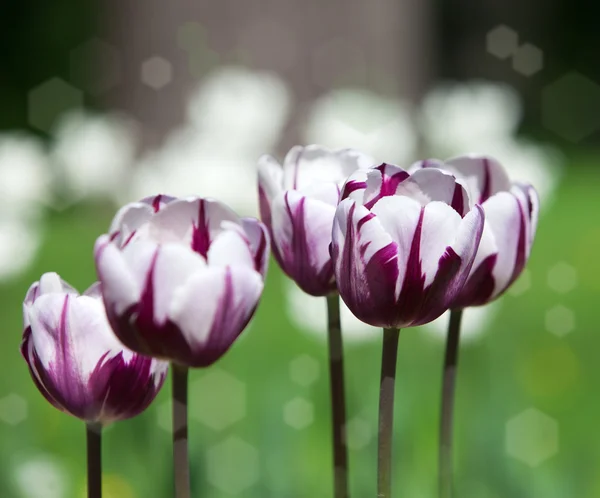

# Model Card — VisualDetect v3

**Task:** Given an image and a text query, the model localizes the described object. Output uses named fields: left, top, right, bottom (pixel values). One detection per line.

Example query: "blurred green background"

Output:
left=1, top=0, right=599, bottom=497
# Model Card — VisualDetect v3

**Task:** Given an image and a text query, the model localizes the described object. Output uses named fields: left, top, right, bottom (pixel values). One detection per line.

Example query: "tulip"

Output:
left=21, top=272, right=168, bottom=498
left=410, top=155, right=539, bottom=498
left=94, top=194, right=269, bottom=368
left=21, top=272, right=167, bottom=424
left=332, top=163, right=485, bottom=329
left=412, top=154, right=539, bottom=307
left=331, top=162, right=484, bottom=498
left=258, top=144, right=375, bottom=296
left=259, top=145, right=375, bottom=498
left=95, top=194, right=269, bottom=498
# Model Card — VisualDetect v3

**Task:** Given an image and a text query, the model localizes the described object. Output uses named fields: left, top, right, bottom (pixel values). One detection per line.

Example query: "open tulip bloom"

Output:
left=94, top=194, right=269, bottom=498
left=21, top=272, right=168, bottom=498
left=258, top=145, right=376, bottom=498
left=331, top=163, right=485, bottom=497
left=411, top=154, right=539, bottom=498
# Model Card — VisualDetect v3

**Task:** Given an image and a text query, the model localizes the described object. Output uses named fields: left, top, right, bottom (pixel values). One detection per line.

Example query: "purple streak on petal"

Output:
left=360, top=242, right=400, bottom=326
left=451, top=183, right=465, bottom=216
left=452, top=254, right=497, bottom=308
left=341, top=180, right=367, bottom=200
left=335, top=204, right=399, bottom=327
left=480, top=158, right=491, bottom=203
left=357, top=212, right=375, bottom=230
left=416, top=247, right=463, bottom=324
left=88, top=352, right=165, bottom=422
left=109, top=231, right=120, bottom=242
left=252, top=224, right=268, bottom=274
left=103, top=248, right=197, bottom=366
left=281, top=192, right=336, bottom=296
left=393, top=209, right=427, bottom=325
left=136, top=249, right=159, bottom=337
left=191, top=199, right=210, bottom=258
left=364, top=165, right=410, bottom=209
left=152, top=195, right=163, bottom=213
left=21, top=327, right=66, bottom=413
left=122, top=230, right=137, bottom=248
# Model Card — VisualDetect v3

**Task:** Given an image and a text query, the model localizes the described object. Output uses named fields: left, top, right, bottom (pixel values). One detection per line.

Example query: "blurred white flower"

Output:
left=303, top=88, right=416, bottom=164
left=130, top=131, right=259, bottom=217
left=420, top=81, right=563, bottom=206
left=13, top=454, right=68, bottom=498
left=129, top=67, right=291, bottom=217
left=421, top=300, right=503, bottom=344
left=51, top=110, right=138, bottom=205
left=285, top=279, right=379, bottom=343
left=0, top=133, right=51, bottom=218
left=0, top=218, right=42, bottom=280
left=187, top=66, right=291, bottom=157
left=420, top=81, right=521, bottom=157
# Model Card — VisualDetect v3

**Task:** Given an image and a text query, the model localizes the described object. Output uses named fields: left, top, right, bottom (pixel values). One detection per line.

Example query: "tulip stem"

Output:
left=438, top=309, right=463, bottom=498
left=378, top=327, right=400, bottom=498
left=172, top=363, right=191, bottom=498
left=326, top=294, right=349, bottom=498
left=86, top=423, right=102, bottom=498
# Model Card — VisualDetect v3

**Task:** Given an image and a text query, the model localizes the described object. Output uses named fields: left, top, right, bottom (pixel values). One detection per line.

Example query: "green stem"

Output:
left=438, top=309, right=463, bottom=498
left=377, top=328, right=400, bottom=498
left=326, top=294, right=349, bottom=498
left=86, top=423, right=102, bottom=498
left=172, top=363, right=190, bottom=498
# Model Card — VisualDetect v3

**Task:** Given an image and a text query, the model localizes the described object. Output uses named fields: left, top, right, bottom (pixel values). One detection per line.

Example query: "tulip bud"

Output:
left=21, top=272, right=168, bottom=424
left=94, top=195, right=269, bottom=368
left=258, top=145, right=375, bottom=296
left=413, top=155, right=539, bottom=307
left=331, top=163, right=485, bottom=328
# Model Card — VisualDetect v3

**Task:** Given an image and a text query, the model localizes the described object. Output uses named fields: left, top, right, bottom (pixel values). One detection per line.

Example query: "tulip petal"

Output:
left=257, top=154, right=284, bottom=203
left=332, top=199, right=399, bottom=327
left=169, top=266, right=263, bottom=367
left=145, top=198, right=239, bottom=254
left=398, top=168, right=470, bottom=216
left=108, top=201, right=155, bottom=247
left=445, top=155, right=511, bottom=203
left=88, top=352, right=166, bottom=423
left=481, top=192, right=523, bottom=297
left=417, top=205, right=484, bottom=320
left=282, top=145, right=375, bottom=191
left=370, top=195, right=422, bottom=298
left=363, top=164, right=410, bottom=209
left=270, top=190, right=337, bottom=296
left=419, top=202, right=463, bottom=287
left=152, top=244, right=207, bottom=324
left=94, top=235, right=151, bottom=316
left=241, top=217, right=270, bottom=276
left=207, top=229, right=255, bottom=269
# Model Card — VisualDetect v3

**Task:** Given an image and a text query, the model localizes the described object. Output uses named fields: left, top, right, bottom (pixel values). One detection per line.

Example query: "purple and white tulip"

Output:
left=21, top=272, right=168, bottom=424
left=258, top=145, right=375, bottom=296
left=94, top=195, right=269, bottom=368
left=413, top=155, right=539, bottom=307
left=331, top=163, right=485, bottom=328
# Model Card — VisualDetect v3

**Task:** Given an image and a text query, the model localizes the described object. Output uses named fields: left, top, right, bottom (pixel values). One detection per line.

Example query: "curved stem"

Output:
left=172, top=363, right=190, bottom=498
left=438, top=309, right=463, bottom=498
left=377, top=328, right=400, bottom=498
left=326, top=294, right=349, bottom=498
left=86, top=423, right=102, bottom=498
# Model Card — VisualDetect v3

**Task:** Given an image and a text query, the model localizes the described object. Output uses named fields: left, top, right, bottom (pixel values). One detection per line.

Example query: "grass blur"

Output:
left=0, top=155, right=598, bottom=498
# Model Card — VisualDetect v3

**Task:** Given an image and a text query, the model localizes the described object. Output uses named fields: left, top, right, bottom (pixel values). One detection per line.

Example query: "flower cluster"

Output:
left=20, top=143, right=538, bottom=498
left=22, top=194, right=269, bottom=425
